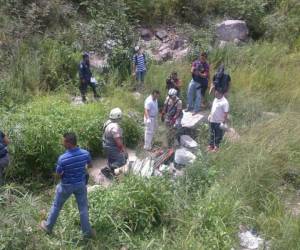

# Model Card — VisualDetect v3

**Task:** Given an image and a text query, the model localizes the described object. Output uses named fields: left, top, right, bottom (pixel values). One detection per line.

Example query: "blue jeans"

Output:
left=46, top=182, right=92, bottom=235
left=187, top=79, right=201, bottom=113
left=136, top=70, right=146, bottom=82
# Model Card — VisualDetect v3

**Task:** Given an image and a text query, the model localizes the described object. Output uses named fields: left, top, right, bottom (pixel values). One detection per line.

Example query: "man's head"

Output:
left=168, top=88, right=177, bottom=100
left=109, top=107, right=122, bottom=121
left=171, top=71, right=178, bottom=80
left=63, top=132, right=77, bottom=149
left=83, top=52, right=89, bottom=63
left=200, top=51, right=208, bottom=62
left=215, top=88, right=224, bottom=99
left=152, top=90, right=160, bottom=100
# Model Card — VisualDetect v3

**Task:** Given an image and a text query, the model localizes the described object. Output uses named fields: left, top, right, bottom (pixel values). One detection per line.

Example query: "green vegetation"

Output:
left=0, top=0, right=299, bottom=249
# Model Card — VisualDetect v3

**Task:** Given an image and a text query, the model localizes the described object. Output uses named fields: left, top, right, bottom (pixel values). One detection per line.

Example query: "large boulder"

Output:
left=216, top=20, right=249, bottom=42
left=140, top=28, right=153, bottom=41
left=155, top=29, right=168, bottom=41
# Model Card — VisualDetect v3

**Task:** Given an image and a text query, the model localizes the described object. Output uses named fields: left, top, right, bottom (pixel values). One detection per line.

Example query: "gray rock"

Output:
left=170, top=38, right=185, bottom=50
left=216, top=20, right=249, bottom=42
left=155, top=29, right=168, bottom=41
left=159, top=48, right=173, bottom=61
left=140, top=28, right=153, bottom=41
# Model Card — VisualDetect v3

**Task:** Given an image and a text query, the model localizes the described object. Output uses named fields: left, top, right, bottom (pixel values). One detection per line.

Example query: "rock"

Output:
left=216, top=20, right=249, bottom=42
left=180, top=135, right=198, bottom=149
left=174, top=147, right=196, bottom=166
left=155, top=29, right=168, bottom=41
left=171, top=38, right=185, bottom=50
left=140, top=28, right=153, bottom=41
left=71, top=96, right=84, bottom=106
left=219, top=40, right=229, bottom=49
left=173, top=47, right=189, bottom=60
left=104, top=39, right=117, bottom=50
left=159, top=48, right=173, bottom=61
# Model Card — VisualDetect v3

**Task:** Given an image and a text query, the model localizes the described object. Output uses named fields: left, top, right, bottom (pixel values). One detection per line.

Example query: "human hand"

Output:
left=208, top=114, right=211, bottom=122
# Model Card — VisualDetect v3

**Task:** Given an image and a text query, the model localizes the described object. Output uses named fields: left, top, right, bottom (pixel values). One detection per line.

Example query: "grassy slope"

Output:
left=1, top=42, right=300, bottom=249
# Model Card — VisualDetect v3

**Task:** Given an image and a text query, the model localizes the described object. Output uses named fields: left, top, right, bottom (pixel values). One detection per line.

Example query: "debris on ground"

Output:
left=181, top=111, right=205, bottom=128
left=180, top=135, right=198, bottom=150
left=174, top=147, right=196, bottom=166
left=237, top=225, right=268, bottom=250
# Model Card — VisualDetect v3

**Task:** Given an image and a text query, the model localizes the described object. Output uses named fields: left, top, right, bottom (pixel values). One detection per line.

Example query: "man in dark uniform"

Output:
left=79, top=52, right=99, bottom=102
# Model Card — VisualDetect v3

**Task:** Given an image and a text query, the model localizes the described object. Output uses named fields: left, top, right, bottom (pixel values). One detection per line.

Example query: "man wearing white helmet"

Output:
left=132, top=46, right=147, bottom=89
left=161, top=88, right=183, bottom=147
left=144, top=90, right=160, bottom=151
left=101, top=108, right=127, bottom=178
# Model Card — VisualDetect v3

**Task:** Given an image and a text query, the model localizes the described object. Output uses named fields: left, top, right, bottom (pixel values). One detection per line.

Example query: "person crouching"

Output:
left=207, top=88, right=229, bottom=152
left=102, top=108, right=128, bottom=178
left=161, top=88, right=183, bottom=147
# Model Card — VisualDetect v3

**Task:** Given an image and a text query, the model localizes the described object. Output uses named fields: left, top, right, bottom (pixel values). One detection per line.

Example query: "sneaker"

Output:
left=212, top=146, right=219, bottom=153
left=101, top=167, right=114, bottom=179
left=39, top=220, right=51, bottom=234
left=206, top=145, right=214, bottom=152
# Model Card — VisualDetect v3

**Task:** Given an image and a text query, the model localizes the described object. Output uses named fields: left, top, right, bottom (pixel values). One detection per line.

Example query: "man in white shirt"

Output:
left=144, top=90, right=160, bottom=150
left=207, top=88, right=229, bottom=152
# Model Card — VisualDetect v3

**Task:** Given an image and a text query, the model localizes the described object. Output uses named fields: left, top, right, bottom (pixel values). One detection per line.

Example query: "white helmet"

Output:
left=168, top=88, right=177, bottom=97
left=109, top=108, right=122, bottom=120
left=135, top=46, right=140, bottom=52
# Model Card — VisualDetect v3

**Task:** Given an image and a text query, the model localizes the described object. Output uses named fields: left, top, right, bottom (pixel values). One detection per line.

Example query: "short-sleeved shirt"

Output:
left=144, top=95, right=158, bottom=118
left=79, top=61, right=92, bottom=82
left=192, top=60, right=210, bottom=84
left=133, top=53, right=146, bottom=72
left=56, top=147, right=91, bottom=185
left=0, top=131, right=7, bottom=158
left=210, top=97, right=229, bottom=123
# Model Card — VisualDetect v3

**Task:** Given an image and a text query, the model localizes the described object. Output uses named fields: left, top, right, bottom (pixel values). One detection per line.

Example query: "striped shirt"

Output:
left=56, top=147, right=91, bottom=184
left=133, top=53, right=146, bottom=72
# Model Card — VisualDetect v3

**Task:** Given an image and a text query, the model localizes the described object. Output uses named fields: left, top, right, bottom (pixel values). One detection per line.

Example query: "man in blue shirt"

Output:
left=79, top=52, right=99, bottom=102
left=40, top=132, right=94, bottom=237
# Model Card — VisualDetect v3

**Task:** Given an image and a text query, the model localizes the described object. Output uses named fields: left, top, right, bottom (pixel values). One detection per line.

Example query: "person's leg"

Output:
left=186, top=80, right=195, bottom=111
left=209, top=122, right=216, bottom=147
left=0, top=155, right=9, bottom=186
left=144, top=118, right=155, bottom=150
left=45, top=184, right=72, bottom=231
left=215, top=123, right=224, bottom=148
left=74, top=184, right=92, bottom=236
left=89, top=81, right=99, bottom=98
left=201, top=82, right=208, bottom=107
left=193, top=87, right=201, bottom=113
left=80, top=81, right=87, bottom=102
left=140, top=70, right=146, bottom=85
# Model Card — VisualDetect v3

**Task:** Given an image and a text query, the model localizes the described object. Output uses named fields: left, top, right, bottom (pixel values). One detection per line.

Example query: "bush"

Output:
left=63, top=175, right=173, bottom=234
left=0, top=96, right=142, bottom=181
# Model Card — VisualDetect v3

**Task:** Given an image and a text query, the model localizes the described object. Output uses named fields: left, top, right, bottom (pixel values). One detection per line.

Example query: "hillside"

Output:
left=0, top=0, right=300, bottom=249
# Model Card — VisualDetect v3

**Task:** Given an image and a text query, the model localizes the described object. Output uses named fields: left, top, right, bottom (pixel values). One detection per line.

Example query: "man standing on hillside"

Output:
left=132, top=46, right=147, bottom=90
left=79, top=52, right=99, bottom=102
left=207, top=88, right=229, bottom=152
left=144, top=90, right=160, bottom=151
left=101, top=108, right=128, bottom=179
left=211, top=64, right=231, bottom=96
left=40, top=132, right=95, bottom=238
left=186, top=52, right=210, bottom=114
left=166, top=71, right=182, bottom=97
left=161, top=88, right=183, bottom=147
left=0, top=130, right=9, bottom=186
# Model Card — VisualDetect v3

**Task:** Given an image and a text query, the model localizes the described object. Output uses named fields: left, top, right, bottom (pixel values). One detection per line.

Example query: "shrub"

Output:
left=0, top=96, right=142, bottom=181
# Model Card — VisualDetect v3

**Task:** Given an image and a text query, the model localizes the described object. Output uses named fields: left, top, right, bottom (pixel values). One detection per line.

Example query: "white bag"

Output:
left=174, top=147, right=196, bottom=165
left=180, top=135, right=198, bottom=149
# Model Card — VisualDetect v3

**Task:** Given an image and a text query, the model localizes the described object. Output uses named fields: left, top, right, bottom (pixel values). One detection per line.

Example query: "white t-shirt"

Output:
left=144, top=95, right=158, bottom=117
left=210, top=97, right=229, bottom=123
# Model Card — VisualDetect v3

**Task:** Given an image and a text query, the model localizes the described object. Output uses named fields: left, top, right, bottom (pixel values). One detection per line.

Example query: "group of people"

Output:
left=140, top=50, right=231, bottom=153
left=0, top=49, right=232, bottom=238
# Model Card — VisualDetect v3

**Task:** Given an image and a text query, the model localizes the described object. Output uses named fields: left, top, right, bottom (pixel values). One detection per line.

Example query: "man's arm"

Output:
left=114, top=137, right=126, bottom=153
left=3, top=135, right=9, bottom=145
left=55, top=159, right=64, bottom=177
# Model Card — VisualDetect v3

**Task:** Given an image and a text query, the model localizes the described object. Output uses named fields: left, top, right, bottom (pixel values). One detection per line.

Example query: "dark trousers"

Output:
left=209, top=122, right=224, bottom=148
left=79, top=80, right=97, bottom=100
